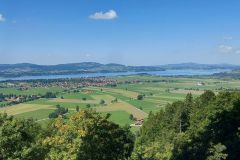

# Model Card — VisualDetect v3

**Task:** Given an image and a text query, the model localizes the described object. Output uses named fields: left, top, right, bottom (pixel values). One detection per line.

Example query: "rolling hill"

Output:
left=0, top=62, right=239, bottom=78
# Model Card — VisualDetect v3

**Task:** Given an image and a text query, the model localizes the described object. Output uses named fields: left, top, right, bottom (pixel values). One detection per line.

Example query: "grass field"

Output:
left=14, top=109, right=54, bottom=120
left=101, top=111, right=133, bottom=126
left=1, top=75, right=240, bottom=126
left=0, top=87, right=63, bottom=95
left=58, top=92, right=94, bottom=100
left=0, top=104, right=53, bottom=115
left=96, top=100, right=148, bottom=119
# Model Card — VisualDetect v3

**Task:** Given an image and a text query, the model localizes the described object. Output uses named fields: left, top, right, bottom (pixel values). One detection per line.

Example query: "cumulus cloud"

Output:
left=89, top=10, right=117, bottom=20
left=85, top=54, right=91, bottom=58
left=0, top=14, right=5, bottom=22
left=218, top=44, right=240, bottom=54
left=223, top=36, right=233, bottom=40
left=218, top=45, right=233, bottom=53
left=235, top=50, right=240, bottom=54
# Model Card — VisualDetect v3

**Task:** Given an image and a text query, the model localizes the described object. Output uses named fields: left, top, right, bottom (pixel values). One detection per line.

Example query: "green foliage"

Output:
left=207, top=143, right=228, bottom=160
left=0, top=110, right=135, bottom=160
left=100, top=99, right=105, bottom=105
left=44, top=92, right=57, bottom=98
left=76, top=105, right=80, bottom=112
left=48, top=105, right=68, bottom=119
left=111, top=98, right=118, bottom=103
left=86, top=104, right=91, bottom=108
left=0, top=113, right=44, bottom=160
left=42, top=110, right=135, bottom=160
left=137, top=94, right=144, bottom=100
left=129, top=114, right=136, bottom=121
left=133, top=91, right=240, bottom=160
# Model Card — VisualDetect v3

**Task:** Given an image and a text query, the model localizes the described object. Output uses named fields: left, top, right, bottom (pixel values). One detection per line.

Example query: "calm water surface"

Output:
left=0, top=69, right=230, bottom=81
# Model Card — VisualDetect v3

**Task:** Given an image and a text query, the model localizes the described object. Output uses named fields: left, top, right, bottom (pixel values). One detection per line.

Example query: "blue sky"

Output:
left=0, top=0, right=240, bottom=65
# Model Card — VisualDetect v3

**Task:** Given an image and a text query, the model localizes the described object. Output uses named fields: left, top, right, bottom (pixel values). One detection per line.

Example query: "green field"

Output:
left=14, top=109, right=54, bottom=120
left=102, top=111, right=133, bottom=126
left=0, top=87, right=64, bottom=95
left=58, top=92, right=94, bottom=100
left=1, top=75, right=240, bottom=126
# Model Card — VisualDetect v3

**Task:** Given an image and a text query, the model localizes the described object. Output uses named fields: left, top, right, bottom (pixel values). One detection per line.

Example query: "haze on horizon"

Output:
left=0, top=0, right=240, bottom=65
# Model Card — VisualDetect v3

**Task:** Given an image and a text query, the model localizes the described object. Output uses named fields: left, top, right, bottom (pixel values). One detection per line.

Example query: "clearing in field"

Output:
left=48, top=98, right=97, bottom=104
left=14, top=109, right=54, bottom=119
left=59, top=92, right=94, bottom=100
left=96, top=100, right=148, bottom=120
left=101, top=111, right=133, bottom=126
left=89, top=87, right=139, bottom=98
left=91, top=94, right=116, bottom=104
left=171, top=89, right=204, bottom=95
left=49, top=94, right=116, bottom=105
left=0, top=104, right=53, bottom=115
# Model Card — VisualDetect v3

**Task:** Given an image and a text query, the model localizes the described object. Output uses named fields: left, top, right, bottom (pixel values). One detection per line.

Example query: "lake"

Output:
left=0, top=69, right=230, bottom=81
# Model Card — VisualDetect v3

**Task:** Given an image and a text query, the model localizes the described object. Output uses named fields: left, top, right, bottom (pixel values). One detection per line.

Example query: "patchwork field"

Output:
left=0, top=104, right=53, bottom=115
left=96, top=100, right=148, bottom=119
left=1, top=75, right=240, bottom=126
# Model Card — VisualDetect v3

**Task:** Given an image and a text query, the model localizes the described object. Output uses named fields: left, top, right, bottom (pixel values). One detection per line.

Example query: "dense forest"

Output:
left=0, top=110, right=134, bottom=160
left=1, top=91, right=240, bottom=159
left=213, top=70, right=240, bottom=79
left=132, top=91, right=240, bottom=160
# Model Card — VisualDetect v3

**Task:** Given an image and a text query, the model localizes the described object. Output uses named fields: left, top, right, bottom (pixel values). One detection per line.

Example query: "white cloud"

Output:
left=235, top=50, right=240, bottom=54
left=0, top=14, right=5, bottom=22
left=85, top=54, right=91, bottom=58
left=223, top=36, right=233, bottom=40
left=218, top=45, right=234, bottom=53
left=89, top=10, right=117, bottom=20
left=218, top=45, right=240, bottom=55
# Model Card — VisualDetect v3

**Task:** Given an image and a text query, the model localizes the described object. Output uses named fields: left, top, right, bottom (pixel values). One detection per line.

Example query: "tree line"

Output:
left=131, top=91, right=240, bottom=160
left=0, top=110, right=134, bottom=160
left=0, top=92, right=57, bottom=108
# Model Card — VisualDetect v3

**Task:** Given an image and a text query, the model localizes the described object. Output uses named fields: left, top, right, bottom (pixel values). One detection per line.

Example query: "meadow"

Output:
left=1, top=75, right=240, bottom=127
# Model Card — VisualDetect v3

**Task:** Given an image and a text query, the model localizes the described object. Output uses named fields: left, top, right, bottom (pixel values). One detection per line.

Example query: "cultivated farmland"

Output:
left=1, top=75, right=240, bottom=126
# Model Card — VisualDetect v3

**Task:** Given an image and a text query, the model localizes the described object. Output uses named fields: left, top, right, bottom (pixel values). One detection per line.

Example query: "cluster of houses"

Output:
left=27, top=78, right=118, bottom=89
left=4, top=95, right=41, bottom=104
left=130, top=119, right=145, bottom=127
left=197, top=82, right=205, bottom=86
left=0, top=78, right=118, bottom=107
left=1, top=78, right=118, bottom=92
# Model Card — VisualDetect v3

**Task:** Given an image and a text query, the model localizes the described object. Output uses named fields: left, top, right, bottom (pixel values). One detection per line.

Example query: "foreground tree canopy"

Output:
left=132, top=91, right=240, bottom=160
left=0, top=110, right=134, bottom=160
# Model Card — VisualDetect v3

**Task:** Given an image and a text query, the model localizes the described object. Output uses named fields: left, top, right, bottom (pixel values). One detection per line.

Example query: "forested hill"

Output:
left=213, top=69, right=240, bottom=79
left=160, top=63, right=240, bottom=70
left=0, top=62, right=165, bottom=77
left=132, top=91, right=240, bottom=160
left=0, top=62, right=239, bottom=78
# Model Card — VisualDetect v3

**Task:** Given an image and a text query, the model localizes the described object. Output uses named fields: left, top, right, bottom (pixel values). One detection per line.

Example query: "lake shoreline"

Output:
left=0, top=69, right=231, bottom=82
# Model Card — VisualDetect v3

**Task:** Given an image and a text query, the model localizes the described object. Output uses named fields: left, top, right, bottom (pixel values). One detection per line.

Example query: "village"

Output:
left=0, top=77, right=118, bottom=107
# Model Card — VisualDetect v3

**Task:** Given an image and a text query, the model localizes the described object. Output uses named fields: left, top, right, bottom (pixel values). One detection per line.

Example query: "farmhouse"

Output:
left=197, top=82, right=205, bottom=86
left=130, top=119, right=144, bottom=127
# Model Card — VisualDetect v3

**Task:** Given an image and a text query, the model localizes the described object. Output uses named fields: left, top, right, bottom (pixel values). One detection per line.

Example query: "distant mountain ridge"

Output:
left=0, top=62, right=239, bottom=78
left=0, top=62, right=163, bottom=77
left=159, top=62, right=240, bottom=70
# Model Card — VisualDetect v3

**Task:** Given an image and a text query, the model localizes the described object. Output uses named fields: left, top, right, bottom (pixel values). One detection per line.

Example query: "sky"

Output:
left=0, top=0, right=240, bottom=65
